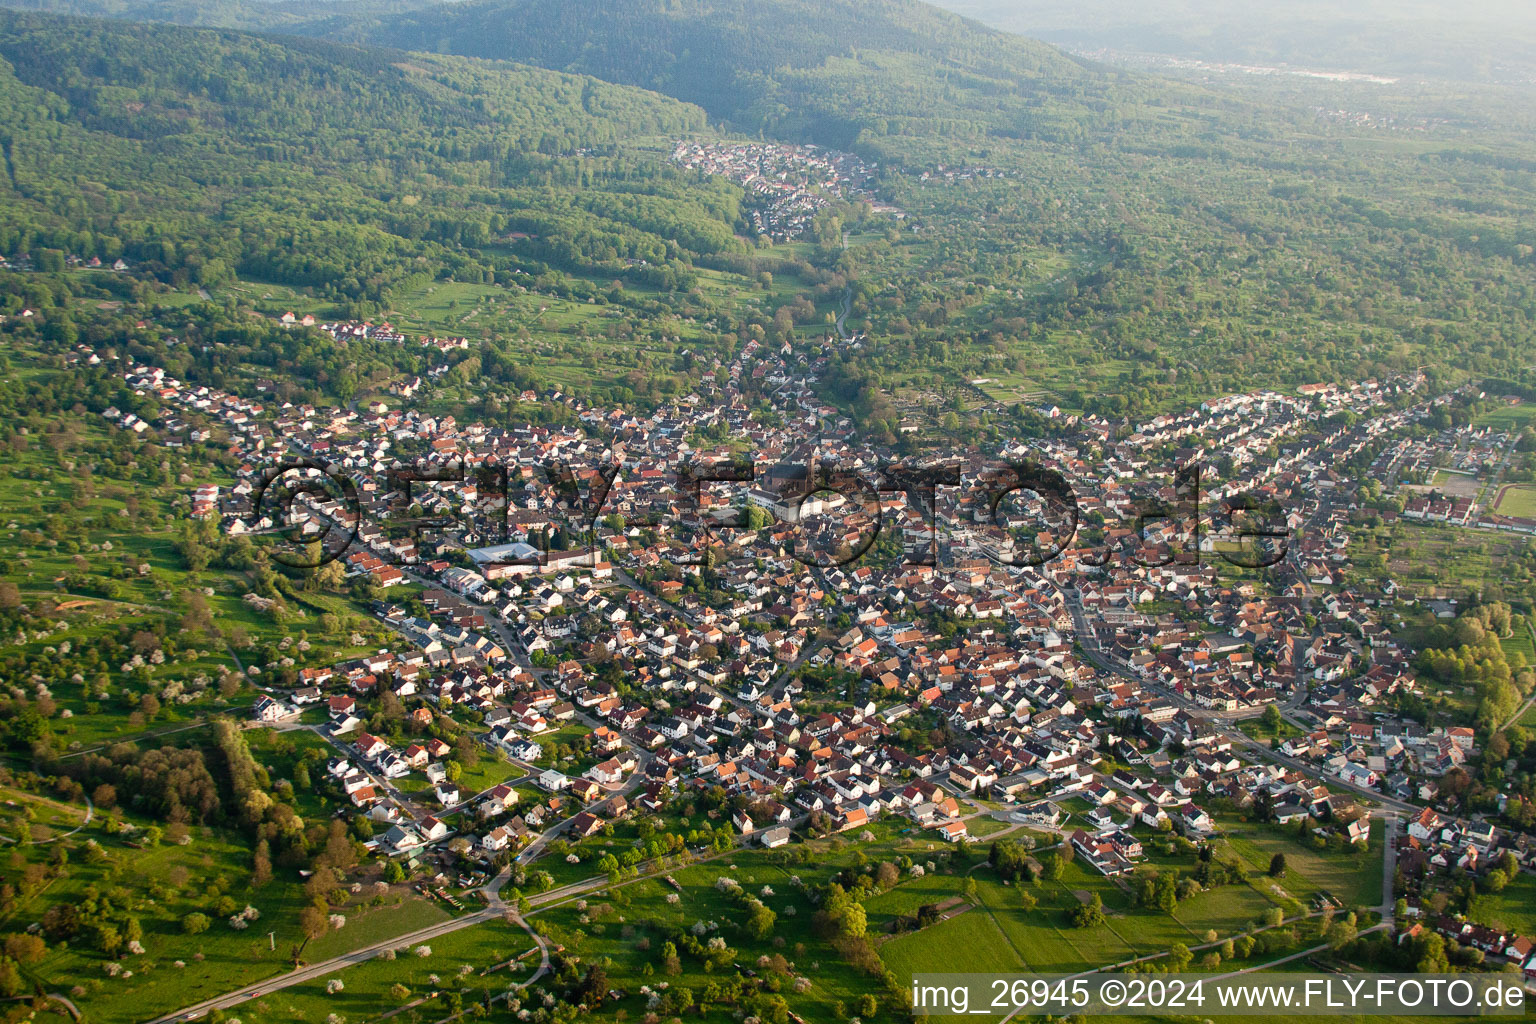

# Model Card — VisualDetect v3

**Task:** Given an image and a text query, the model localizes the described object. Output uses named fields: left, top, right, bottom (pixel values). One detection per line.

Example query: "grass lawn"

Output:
left=304, top=897, right=453, bottom=960
left=1169, top=879, right=1271, bottom=938
left=1219, top=818, right=1384, bottom=911
left=1473, top=401, right=1536, bottom=432
left=989, top=871, right=1139, bottom=971
left=966, top=816, right=1013, bottom=837
left=1493, top=484, right=1536, bottom=519
left=1467, top=871, right=1536, bottom=936
left=1237, top=715, right=1304, bottom=743
left=529, top=722, right=597, bottom=768
left=533, top=818, right=651, bottom=889
left=451, top=752, right=528, bottom=798
left=863, top=871, right=965, bottom=933
left=245, top=726, right=341, bottom=820
left=882, top=905, right=1026, bottom=978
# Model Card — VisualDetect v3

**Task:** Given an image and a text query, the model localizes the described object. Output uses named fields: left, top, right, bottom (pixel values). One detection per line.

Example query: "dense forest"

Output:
left=315, top=0, right=1094, bottom=150
left=0, top=0, right=427, bottom=32
left=0, top=11, right=743, bottom=314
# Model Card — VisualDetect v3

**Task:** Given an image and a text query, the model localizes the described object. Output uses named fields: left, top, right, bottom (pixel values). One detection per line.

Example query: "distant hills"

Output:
left=0, top=0, right=425, bottom=33
left=321, top=0, right=1082, bottom=124
left=2, top=0, right=1535, bottom=403
left=305, top=0, right=1114, bottom=157
left=0, top=8, right=738, bottom=311
left=0, top=0, right=1132, bottom=159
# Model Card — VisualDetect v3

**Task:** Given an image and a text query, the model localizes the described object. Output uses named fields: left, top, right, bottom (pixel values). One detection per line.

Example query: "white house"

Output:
left=481, top=826, right=514, bottom=852
left=253, top=695, right=294, bottom=722
left=382, top=824, right=422, bottom=851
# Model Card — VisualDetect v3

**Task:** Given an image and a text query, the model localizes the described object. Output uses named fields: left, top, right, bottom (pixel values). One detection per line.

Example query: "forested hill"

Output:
left=0, top=9, right=747, bottom=312
left=3, top=2, right=1536, bottom=412
left=304, top=0, right=1110, bottom=154
left=291, top=0, right=1536, bottom=407
left=0, top=0, right=426, bottom=33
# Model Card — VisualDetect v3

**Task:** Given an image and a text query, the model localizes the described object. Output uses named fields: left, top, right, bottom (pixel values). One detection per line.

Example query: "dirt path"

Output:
left=0, top=794, right=93, bottom=845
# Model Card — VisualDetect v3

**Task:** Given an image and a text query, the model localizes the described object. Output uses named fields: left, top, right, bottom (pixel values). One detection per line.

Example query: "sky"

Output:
left=929, top=0, right=1536, bottom=81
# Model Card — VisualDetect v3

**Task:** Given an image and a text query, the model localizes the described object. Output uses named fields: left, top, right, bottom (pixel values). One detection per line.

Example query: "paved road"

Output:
left=1065, top=587, right=1417, bottom=815
left=149, top=833, right=751, bottom=1023
left=148, top=868, right=612, bottom=1024
left=145, top=908, right=505, bottom=1023
left=1, top=992, right=80, bottom=1020
left=994, top=815, right=1402, bottom=1024
left=834, top=285, right=853, bottom=341
left=1380, top=810, right=1398, bottom=918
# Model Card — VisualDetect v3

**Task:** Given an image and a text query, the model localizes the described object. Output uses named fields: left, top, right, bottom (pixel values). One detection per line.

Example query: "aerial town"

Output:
left=4, top=3, right=1536, bottom=1019
left=671, top=140, right=900, bottom=240
left=70, top=303, right=1536, bottom=1017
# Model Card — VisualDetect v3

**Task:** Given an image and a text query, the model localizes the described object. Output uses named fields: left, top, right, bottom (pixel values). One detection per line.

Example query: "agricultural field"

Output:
left=1500, top=625, right=1536, bottom=666
left=879, top=855, right=1304, bottom=985
left=1349, top=519, right=1536, bottom=605
left=873, top=815, right=1389, bottom=991
left=881, top=902, right=1030, bottom=977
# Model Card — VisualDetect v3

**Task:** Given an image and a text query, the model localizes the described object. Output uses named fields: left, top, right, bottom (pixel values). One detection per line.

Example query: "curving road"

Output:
left=148, top=836, right=749, bottom=1023
left=0, top=795, right=92, bottom=846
